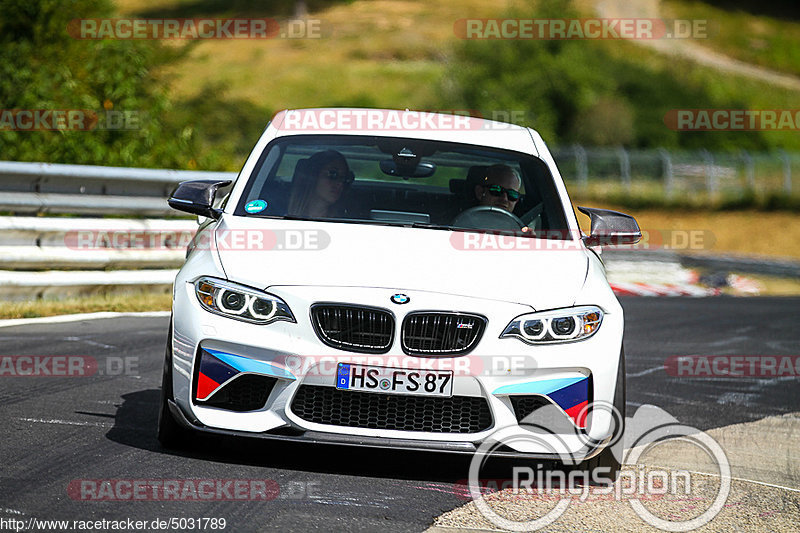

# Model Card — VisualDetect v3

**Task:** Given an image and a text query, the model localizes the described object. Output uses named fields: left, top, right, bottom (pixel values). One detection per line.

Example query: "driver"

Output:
left=474, top=164, right=522, bottom=212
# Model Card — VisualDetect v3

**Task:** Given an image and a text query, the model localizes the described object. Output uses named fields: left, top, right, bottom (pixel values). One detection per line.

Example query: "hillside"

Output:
left=109, top=0, right=799, bottom=168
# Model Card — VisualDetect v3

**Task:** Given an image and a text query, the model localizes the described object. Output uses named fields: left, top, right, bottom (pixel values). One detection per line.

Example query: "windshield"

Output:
left=235, top=135, right=570, bottom=238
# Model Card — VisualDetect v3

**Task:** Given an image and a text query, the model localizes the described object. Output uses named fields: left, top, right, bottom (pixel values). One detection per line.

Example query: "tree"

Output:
left=0, top=0, right=198, bottom=167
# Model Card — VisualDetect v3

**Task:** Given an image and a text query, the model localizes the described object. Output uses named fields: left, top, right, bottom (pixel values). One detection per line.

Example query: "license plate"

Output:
left=336, top=363, right=453, bottom=397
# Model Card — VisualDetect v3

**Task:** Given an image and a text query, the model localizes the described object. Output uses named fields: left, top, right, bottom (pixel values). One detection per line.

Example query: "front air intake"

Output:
left=290, top=385, right=492, bottom=433
left=401, top=312, right=486, bottom=355
left=310, top=304, right=394, bottom=353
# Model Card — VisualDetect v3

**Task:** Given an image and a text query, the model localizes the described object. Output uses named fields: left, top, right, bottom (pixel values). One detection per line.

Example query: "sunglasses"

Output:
left=484, top=184, right=521, bottom=201
left=324, top=168, right=355, bottom=184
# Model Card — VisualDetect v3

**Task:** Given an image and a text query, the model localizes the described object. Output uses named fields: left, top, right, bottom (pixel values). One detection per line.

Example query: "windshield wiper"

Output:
left=277, top=215, right=400, bottom=227
left=410, top=222, right=453, bottom=231
left=253, top=214, right=454, bottom=230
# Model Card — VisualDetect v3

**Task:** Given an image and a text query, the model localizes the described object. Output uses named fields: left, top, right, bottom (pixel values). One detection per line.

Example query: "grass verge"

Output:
left=723, top=273, right=800, bottom=296
left=0, top=291, right=172, bottom=320
left=663, top=0, right=800, bottom=78
left=575, top=204, right=800, bottom=260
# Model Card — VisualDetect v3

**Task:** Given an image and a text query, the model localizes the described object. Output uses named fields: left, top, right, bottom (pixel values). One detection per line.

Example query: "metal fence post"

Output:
left=740, top=150, right=755, bottom=191
left=701, top=149, right=716, bottom=198
left=574, top=144, right=588, bottom=191
left=617, top=146, right=631, bottom=191
left=780, top=150, right=792, bottom=194
left=658, top=148, right=673, bottom=198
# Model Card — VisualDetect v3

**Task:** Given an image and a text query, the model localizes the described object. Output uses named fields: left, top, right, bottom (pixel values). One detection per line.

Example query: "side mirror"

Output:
left=578, top=206, right=642, bottom=247
left=168, top=180, right=232, bottom=219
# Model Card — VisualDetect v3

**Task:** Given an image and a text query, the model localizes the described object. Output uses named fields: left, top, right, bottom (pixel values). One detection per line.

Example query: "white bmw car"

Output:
left=159, top=108, right=640, bottom=479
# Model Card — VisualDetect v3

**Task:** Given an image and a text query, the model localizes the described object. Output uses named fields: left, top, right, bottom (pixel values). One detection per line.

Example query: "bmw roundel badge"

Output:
left=390, top=293, right=410, bottom=305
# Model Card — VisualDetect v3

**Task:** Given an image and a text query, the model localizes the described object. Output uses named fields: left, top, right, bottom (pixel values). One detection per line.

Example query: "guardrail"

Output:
left=0, top=160, right=232, bottom=298
left=0, top=160, right=235, bottom=216
left=1, top=159, right=798, bottom=301
left=0, top=217, right=194, bottom=270
left=0, top=216, right=191, bottom=299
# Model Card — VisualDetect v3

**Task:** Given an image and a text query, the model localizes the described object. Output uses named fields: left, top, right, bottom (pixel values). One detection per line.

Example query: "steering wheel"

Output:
left=451, top=206, right=526, bottom=232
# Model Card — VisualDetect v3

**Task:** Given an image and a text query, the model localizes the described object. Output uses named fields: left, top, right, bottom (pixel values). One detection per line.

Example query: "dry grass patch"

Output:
left=0, top=291, right=172, bottom=320
left=575, top=203, right=800, bottom=260
left=115, top=0, right=514, bottom=110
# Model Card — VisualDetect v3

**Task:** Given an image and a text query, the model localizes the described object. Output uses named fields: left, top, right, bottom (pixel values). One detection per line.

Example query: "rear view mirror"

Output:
left=578, top=206, right=642, bottom=247
left=379, top=159, right=436, bottom=178
left=168, top=179, right=232, bottom=219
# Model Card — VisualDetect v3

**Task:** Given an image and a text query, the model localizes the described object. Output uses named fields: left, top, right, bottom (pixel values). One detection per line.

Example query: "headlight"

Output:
left=500, top=306, right=603, bottom=344
left=193, top=277, right=295, bottom=325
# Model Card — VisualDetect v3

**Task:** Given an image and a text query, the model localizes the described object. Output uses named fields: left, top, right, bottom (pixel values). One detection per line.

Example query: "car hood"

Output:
left=211, top=216, right=590, bottom=310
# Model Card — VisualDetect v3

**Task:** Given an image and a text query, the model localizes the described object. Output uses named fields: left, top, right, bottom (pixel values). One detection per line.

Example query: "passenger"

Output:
left=288, top=150, right=354, bottom=218
left=474, top=164, right=522, bottom=212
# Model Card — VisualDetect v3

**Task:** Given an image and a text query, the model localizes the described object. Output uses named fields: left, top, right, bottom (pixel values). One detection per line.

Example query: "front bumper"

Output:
left=170, top=281, right=624, bottom=460
left=167, top=399, right=611, bottom=460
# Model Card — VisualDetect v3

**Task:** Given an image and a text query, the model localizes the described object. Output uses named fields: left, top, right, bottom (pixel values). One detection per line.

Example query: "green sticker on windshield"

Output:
left=244, top=199, right=267, bottom=213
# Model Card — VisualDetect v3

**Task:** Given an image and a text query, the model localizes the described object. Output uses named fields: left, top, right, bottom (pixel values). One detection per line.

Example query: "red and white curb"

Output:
left=610, top=281, right=720, bottom=297
left=604, top=258, right=765, bottom=297
left=727, top=274, right=762, bottom=295
left=606, top=260, right=719, bottom=297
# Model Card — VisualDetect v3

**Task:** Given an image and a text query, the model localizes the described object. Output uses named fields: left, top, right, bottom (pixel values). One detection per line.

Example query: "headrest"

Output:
left=292, top=158, right=311, bottom=180
left=466, top=165, right=489, bottom=186
left=463, top=165, right=489, bottom=201
left=449, top=179, right=465, bottom=194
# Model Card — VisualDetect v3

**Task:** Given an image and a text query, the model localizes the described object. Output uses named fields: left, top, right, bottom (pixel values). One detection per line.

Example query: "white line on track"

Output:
left=63, top=336, right=117, bottom=349
left=647, top=465, right=800, bottom=493
left=0, top=311, right=170, bottom=328
left=311, top=499, right=391, bottom=508
left=16, top=417, right=114, bottom=428
left=627, top=366, right=663, bottom=378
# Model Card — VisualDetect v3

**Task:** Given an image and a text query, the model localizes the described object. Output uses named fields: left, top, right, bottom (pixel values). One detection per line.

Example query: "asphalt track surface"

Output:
left=0, top=297, right=798, bottom=532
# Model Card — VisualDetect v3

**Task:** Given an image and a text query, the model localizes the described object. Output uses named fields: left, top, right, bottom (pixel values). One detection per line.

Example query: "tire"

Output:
left=157, top=319, right=192, bottom=449
left=577, top=347, right=626, bottom=484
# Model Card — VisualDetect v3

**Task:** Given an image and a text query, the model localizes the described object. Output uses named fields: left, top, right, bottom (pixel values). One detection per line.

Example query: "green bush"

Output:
left=0, top=0, right=201, bottom=168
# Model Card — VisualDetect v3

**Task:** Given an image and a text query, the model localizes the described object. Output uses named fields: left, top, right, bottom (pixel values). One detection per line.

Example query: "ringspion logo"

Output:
left=467, top=405, right=731, bottom=531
